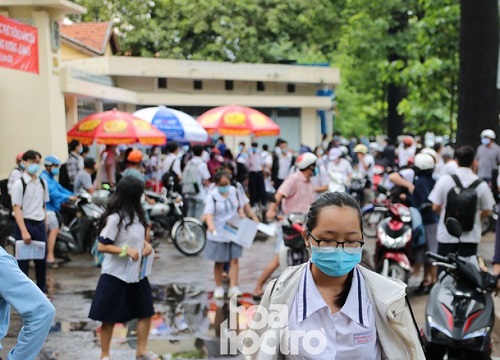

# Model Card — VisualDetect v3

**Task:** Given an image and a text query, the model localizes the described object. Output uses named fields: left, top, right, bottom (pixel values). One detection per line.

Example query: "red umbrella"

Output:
left=197, top=105, right=280, bottom=137
left=67, top=109, right=166, bottom=146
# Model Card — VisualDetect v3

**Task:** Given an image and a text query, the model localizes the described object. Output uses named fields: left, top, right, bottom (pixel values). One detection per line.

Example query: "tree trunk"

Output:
left=456, top=0, right=499, bottom=147
left=387, top=83, right=407, bottom=142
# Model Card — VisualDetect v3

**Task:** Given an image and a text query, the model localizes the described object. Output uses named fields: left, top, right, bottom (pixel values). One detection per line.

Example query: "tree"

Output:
left=456, top=0, right=499, bottom=147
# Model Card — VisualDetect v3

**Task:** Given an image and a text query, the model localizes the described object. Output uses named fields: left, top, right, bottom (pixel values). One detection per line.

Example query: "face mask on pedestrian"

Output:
left=238, top=145, right=243, bottom=152
left=481, top=137, right=491, bottom=146
left=310, top=245, right=362, bottom=277
left=19, top=162, right=25, bottom=170
left=27, top=163, right=40, bottom=175
left=218, top=185, right=230, bottom=194
left=51, top=167, right=59, bottom=176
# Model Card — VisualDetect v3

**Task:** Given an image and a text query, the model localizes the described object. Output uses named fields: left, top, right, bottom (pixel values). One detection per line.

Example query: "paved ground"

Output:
left=1, top=231, right=500, bottom=359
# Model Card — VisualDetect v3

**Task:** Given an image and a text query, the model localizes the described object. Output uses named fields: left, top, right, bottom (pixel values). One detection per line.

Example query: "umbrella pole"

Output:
left=96, top=145, right=102, bottom=189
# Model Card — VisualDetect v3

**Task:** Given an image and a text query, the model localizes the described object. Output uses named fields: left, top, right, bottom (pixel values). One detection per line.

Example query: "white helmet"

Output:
left=414, top=153, right=435, bottom=170
left=369, top=142, right=381, bottom=153
left=480, top=129, right=496, bottom=139
left=295, top=152, right=317, bottom=170
left=420, top=148, right=438, bottom=162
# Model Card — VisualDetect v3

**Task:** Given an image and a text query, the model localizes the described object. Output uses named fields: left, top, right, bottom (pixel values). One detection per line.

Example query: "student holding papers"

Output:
left=11, top=150, right=50, bottom=294
left=204, top=170, right=253, bottom=300
left=88, top=176, right=159, bottom=360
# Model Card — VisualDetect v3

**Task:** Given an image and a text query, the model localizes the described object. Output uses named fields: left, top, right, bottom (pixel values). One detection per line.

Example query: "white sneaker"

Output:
left=213, top=286, right=225, bottom=299
left=228, top=286, right=243, bottom=298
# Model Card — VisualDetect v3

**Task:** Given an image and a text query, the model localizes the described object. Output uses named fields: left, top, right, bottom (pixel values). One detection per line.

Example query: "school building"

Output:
left=0, top=0, right=340, bottom=177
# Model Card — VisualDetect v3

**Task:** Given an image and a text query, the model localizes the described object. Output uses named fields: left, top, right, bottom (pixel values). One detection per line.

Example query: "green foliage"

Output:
left=69, top=0, right=462, bottom=138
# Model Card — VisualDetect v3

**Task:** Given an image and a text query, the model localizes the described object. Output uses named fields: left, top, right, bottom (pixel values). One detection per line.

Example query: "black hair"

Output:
left=238, top=142, right=245, bottom=147
left=82, top=145, right=89, bottom=154
left=68, top=139, right=80, bottom=152
left=218, top=136, right=225, bottom=142
left=223, top=149, right=234, bottom=160
left=123, top=147, right=133, bottom=164
left=251, top=142, right=258, bottom=147
left=213, top=170, right=230, bottom=185
left=305, top=192, right=362, bottom=308
left=455, top=145, right=475, bottom=167
left=166, top=142, right=179, bottom=153
left=306, top=192, right=363, bottom=233
left=84, top=157, right=96, bottom=169
left=22, top=150, right=39, bottom=161
left=97, top=176, right=148, bottom=233
left=192, top=144, right=204, bottom=157
left=262, top=144, right=269, bottom=151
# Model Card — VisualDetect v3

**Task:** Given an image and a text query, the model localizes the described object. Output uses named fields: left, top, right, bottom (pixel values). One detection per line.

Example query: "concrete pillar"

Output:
left=65, top=94, right=78, bottom=129
left=301, top=108, right=319, bottom=148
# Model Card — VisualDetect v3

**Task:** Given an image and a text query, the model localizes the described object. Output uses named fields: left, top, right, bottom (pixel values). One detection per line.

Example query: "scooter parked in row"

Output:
left=145, top=187, right=206, bottom=256
left=424, top=218, right=497, bottom=360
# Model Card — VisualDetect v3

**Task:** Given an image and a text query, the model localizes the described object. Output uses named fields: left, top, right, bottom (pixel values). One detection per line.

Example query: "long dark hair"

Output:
left=305, top=192, right=363, bottom=308
left=97, top=176, right=148, bottom=233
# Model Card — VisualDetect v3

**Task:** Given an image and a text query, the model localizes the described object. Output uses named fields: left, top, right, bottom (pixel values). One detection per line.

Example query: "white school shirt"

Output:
left=11, top=173, right=49, bottom=221
left=203, top=187, right=239, bottom=243
left=428, top=167, right=495, bottom=244
left=286, top=264, right=381, bottom=360
left=99, top=213, right=146, bottom=283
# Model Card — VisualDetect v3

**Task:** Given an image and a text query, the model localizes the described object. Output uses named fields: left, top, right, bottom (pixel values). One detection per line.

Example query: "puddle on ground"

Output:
left=53, top=283, right=258, bottom=358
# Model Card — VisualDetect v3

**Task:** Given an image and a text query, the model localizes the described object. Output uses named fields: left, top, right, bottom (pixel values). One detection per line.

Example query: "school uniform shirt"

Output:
left=162, top=153, right=182, bottom=178
left=184, top=157, right=211, bottom=201
left=246, top=151, right=264, bottom=172
left=10, top=173, right=49, bottom=221
left=203, top=187, right=239, bottom=243
left=356, top=154, right=375, bottom=181
left=326, top=159, right=353, bottom=185
left=428, top=167, right=495, bottom=244
left=99, top=213, right=146, bottom=283
left=311, top=165, right=330, bottom=199
left=286, top=264, right=381, bottom=360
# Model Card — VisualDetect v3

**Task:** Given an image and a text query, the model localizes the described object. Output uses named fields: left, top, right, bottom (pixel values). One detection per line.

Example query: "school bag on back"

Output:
left=182, top=160, right=200, bottom=195
left=161, top=159, right=182, bottom=193
left=58, top=163, right=71, bottom=191
left=445, top=174, right=483, bottom=232
left=0, top=178, right=10, bottom=210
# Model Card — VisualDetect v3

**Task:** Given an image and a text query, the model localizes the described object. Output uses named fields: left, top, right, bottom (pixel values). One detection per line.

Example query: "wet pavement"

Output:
left=1, top=231, right=500, bottom=359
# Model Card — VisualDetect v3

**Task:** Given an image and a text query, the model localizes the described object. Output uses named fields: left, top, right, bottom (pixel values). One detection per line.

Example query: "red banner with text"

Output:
left=0, top=15, right=38, bottom=74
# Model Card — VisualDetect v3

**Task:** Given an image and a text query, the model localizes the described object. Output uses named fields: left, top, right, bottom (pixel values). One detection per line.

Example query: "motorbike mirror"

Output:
left=445, top=217, right=462, bottom=238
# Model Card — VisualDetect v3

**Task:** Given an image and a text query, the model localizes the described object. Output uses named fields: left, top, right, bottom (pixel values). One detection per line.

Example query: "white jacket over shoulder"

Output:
left=243, top=263, right=425, bottom=360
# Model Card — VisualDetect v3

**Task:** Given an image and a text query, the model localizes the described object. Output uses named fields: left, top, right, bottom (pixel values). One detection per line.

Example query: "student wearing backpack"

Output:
left=161, top=142, right=182, bottom=189
left=11, top=150, right=50, bottom=293
left=0, top=153, right=25, bottom=211
left=182, top=145, right=211, bottom=220
left=428, top=146, right=495, bottom=257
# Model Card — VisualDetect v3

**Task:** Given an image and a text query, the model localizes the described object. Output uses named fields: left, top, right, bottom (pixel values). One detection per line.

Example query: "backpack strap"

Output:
left=20, top=177, right=46, bottom=209
left=451, top=174, right=463, bottom=188
left=468, top=178, right=483, bottom=190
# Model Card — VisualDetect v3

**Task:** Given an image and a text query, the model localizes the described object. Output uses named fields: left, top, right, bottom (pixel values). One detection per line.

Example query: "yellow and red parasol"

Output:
left=67, top=109, right=166, bottom=146
left=197, top=105, right=280, bottom=137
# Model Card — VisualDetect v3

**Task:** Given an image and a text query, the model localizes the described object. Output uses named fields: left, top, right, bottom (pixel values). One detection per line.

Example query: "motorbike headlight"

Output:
left=427, top=315, right=452, bottom=338
left=463, top=327, right=490, bottom=340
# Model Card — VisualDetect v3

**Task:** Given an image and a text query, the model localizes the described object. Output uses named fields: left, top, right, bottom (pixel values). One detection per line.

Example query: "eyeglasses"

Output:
left=307, top=231, right=364, bottom=253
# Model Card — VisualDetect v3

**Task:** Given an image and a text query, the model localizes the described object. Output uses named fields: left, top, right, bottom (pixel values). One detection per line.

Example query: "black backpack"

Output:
left=0, top=178, right=10, bottom=210
left=445, top=175, right=483, bottom=232
left=161, top=159, right=182, bottom=193
left=58, top=163, right=72, bottom=191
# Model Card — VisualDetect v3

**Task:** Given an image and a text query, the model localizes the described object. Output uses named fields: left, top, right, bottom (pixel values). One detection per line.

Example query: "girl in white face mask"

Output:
left=243, top=192, right=425, bottom=360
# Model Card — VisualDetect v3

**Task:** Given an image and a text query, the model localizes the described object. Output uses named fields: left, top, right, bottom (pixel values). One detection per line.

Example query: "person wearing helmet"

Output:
left=252, top=152, right=319, bottom=298
left=7, top=152, right=25, bottom=191
left=397, top=136, right=417, bottom=168
left=40, top=156, right=77, bottom=267
left=121, top=149, right=145, bottom=183
left=353, top=143, right=375, bottom=204
left=474, top=129, right=500, bottom=186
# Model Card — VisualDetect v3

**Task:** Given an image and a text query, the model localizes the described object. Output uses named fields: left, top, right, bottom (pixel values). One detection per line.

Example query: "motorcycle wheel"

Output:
left=173, top=220, right=206, bottom=256
left=387, top=262, right=409, bottom=283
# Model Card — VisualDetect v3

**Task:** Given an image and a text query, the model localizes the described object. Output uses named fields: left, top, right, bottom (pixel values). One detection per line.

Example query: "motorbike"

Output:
left=361, top=187, right=391, bottom=238
left=58, top=190, right=107, bottom=259
left=278, top=212, right=309, bottom=268
left=480, top=202, right=498, bottom=235
left=145, top=189, right=206, bottom=256
left=374, top=199, right=413, bottom=283
left=423, top=218, right=497, bottom=360
left=349, top=170, right=367, bottom=204
left=0, top=205, right=15, bottom=248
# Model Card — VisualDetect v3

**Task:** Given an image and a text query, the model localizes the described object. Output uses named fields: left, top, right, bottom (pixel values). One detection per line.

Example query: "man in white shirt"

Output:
left=161, top=142, right=182, bottom=183
left=428, top=146, right=495, bottom=257
left=246, top=142, right=267, bottom=208
left=271, top=139, right=294, bottom=190
left=10, top=150, right=50, bottom=294
left=182, top=145, right=211, bottom=220
left=397, top=136, right=417, bottom=168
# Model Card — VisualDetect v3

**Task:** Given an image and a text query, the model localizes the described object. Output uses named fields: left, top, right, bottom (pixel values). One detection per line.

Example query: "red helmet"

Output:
left=16, top=152, right=24, bottom=163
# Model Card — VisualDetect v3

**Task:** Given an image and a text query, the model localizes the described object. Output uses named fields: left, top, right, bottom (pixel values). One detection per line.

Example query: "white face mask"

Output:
left=481, top=138, right=491, bottom=146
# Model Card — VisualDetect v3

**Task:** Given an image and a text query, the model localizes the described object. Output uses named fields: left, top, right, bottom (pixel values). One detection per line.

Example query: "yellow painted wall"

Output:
left=60, top=43, right=91, bottom=61
left=0, top=8, right=68, bottom=178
